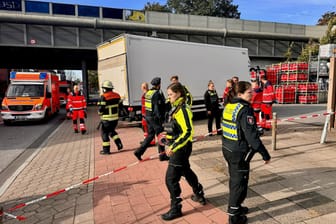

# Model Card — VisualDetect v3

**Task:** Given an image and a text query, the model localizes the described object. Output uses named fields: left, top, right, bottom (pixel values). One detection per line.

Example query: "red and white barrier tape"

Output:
left=2, top=153, right=160, bottom=218
left=259, top=111, right=336, bottom=124
left=0, top=211, right=26, bottom=221
left=277, top=111, right=335, bottom=123
left=2, top=130, right=219, bottom=220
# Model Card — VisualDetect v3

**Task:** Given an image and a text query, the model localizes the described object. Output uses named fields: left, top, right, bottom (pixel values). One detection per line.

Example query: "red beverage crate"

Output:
left=298, top=94, right=317, bottom=104
left=280, top=74, right=289, bottom=82
left=275, top=85, right=296, bottom=103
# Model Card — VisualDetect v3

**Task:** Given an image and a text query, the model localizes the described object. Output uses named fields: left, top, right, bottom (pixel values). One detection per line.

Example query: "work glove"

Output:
left=84, top=108, right=87, bottom=118
left=69, top=107, right=73, bottom=112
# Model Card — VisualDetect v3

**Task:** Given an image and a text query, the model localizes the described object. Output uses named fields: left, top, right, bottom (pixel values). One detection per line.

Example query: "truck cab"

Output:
left=1, top=72, right=60, bottom=125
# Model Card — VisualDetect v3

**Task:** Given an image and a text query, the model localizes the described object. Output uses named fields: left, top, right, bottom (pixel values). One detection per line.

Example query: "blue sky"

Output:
left=38, top=0, right=335, bottom=25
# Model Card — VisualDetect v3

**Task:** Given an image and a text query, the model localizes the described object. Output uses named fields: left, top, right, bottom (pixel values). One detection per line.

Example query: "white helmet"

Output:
left=102, top=80, right=113, bottom=89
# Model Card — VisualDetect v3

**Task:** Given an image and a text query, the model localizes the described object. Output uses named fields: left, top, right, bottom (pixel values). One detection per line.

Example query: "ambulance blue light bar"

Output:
left=39, top=72, right=47, bottom=79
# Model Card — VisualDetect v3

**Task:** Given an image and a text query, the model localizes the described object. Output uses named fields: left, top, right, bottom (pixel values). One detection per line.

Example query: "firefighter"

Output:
left=140, top=82, right=155, bottom=146
left=260, top=76, right=275, bottom=130
left=221, top=81, right=271, bottom=224
left=170, top=75, right=193, bottom=106
left=160, top=82, right=206, bottom=221
left=68, top=85, right=87, bottom=134
left=251, top=79, right=263, bottom=133
left=204, top=80, right=222, bottom=136
left=134, top=77, right=169, bottom=161
left=97, top=80, right=123, bottom=155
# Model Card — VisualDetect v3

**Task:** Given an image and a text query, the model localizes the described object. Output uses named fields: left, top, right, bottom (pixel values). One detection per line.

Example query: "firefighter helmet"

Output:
left=102, top=80, right=113, bottom=89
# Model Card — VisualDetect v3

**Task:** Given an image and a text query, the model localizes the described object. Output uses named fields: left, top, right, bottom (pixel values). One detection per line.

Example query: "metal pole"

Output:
left=320, top=112, right=331, bottom=144
left=271, top=112, right=277, bottom=150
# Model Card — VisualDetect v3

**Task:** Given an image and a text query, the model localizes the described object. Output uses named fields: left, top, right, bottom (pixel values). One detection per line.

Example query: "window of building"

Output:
left=25, top=1, right=49, bottom=14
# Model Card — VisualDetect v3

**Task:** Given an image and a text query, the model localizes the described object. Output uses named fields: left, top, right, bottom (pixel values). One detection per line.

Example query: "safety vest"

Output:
left=97, top=91, right=120, bottom=121
left=222, top=103, right=244, bottom=141
left=208, top=90, right=218, bottom=104
left=145, top=89, right=156, bottom=112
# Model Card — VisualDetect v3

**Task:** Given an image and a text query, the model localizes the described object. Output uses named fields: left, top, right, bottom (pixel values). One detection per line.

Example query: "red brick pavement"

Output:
left=93, top=125, right=228, bottom=224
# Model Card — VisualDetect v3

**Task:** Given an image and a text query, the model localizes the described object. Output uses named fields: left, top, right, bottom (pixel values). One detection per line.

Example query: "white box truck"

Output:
left=97, top=34, right=250, bottom=121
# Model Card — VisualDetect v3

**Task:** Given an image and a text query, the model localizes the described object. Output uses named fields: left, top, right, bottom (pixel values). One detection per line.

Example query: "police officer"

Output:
left=97, top=80, right=123, bottom=155
left=221, top=81, right=271, bottom=224
left=170, top=75, right=193, bottom=106
left=68, top=85, right=87, bottom=134
left=204, top=80, right=222, bottom=136
left=134, top=77, right=169, bottom=161
left=160, top=82, right=205, bottom=221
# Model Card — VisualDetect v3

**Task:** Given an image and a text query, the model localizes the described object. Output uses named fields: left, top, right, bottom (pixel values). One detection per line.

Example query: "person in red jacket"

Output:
left=260, top=76, right=275, bottom=130
left=68, top=85, right=87, bottom=134
left=251, top=80, right=263, bottom=132
left=141, top=82, right=155, bottom=146
left=222, top=79, right=234, bottom=105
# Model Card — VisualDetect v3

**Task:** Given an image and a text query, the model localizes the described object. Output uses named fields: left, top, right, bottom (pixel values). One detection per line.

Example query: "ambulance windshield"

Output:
left=7, top=84, right=44, bottom=97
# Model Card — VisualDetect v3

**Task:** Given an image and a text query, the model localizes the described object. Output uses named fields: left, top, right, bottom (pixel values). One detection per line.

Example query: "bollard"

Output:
left=271, top=112, right=277, bottom=151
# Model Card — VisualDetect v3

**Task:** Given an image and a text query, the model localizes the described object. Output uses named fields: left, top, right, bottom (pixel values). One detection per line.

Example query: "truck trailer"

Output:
left=1, top=72, right=60, bottom=125
left=97, top=34, right=250, bottom=120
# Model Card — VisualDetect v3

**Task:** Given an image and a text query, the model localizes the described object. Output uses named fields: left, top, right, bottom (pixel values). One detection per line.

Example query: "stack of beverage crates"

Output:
left=266, top=62, right=318, bottom=104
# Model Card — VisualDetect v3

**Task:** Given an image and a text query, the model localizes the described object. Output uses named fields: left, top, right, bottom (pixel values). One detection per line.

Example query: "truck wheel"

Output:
left=3, top=120, right=11, bottom=126
left=43, top=109, right=51, bottom=122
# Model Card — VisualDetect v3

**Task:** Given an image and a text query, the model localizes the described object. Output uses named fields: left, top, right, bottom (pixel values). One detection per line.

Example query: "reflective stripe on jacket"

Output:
left=222, top=102, right=244, bottom=140
left=97, top=91, right=121, bottom=121
left=68, top=91, right=86, bottom=110
left=165, top=97, right=193, bottom=152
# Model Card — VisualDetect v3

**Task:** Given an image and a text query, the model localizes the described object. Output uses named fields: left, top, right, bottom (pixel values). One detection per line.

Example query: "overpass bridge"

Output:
left=0, top=0, right=327, bottom=96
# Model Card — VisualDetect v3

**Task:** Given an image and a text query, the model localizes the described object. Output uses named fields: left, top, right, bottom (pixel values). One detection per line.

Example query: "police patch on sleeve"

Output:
left=247, top=115, right=255, bottom=125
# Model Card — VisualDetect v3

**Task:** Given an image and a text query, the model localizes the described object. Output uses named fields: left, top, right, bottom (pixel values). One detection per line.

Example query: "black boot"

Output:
left=115, top=139, right=123, bottom=151
left=191, top=193, right=206, bottom=205
left=229, top=215, right=247, bottom=224
left=134, top=150, right=142, bottom=161
left=191, top=183, right=206, bottom=205
left=100, top=150, right=111, bottom=155
left=159, top=154, right=170, bottom=161
left=161, top=204, right=182, bottom=221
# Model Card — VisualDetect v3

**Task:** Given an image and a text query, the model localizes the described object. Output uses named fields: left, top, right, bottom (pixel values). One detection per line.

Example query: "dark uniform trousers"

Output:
left=137, top=116, right=164, bottom=155
left=166, top=141, right=203, bottom=206
left=101, top=120, right=122, bottom=152
left=222, top=148, right=250, bottom=215
left=208, top=108, right=221, bottom=133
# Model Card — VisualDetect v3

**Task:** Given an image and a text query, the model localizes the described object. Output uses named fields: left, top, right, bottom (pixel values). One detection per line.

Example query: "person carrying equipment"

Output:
left=67, top=85, right=87, bottom=134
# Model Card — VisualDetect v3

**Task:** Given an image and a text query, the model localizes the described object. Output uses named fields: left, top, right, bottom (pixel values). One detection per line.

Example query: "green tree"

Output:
left=88, top=70, right=98, bottom=93
left=167, top=0, right=240, bottom=18
left=297, top=14, right=336, bottom=61
left=320, top=17, right=336, bottom=44
left=317, top=11, right=336, bottom=25
left=143, top=1, right=171, bottom=12
left=297, top=40, right=319, bottom=62
left=284, top=42, right=294, bottom=62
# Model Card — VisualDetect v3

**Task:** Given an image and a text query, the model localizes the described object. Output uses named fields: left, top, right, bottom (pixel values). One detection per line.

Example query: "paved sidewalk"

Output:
left=1, top=107, right=336, bottom=224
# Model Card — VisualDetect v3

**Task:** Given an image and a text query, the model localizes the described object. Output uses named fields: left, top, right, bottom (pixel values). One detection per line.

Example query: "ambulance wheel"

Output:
left=3, top=120, right=11, bottom=126
left=43, top=109, right=51, bottom=122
